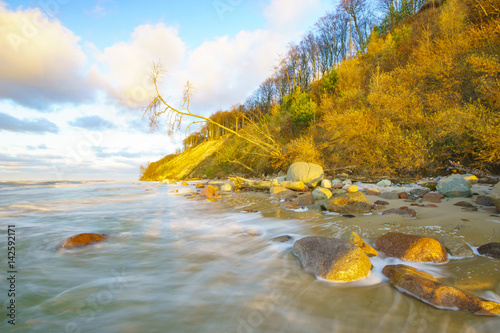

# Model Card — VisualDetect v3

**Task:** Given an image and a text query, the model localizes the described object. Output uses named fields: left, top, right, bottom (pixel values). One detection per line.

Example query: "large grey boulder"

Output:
left=492, top=182, right=500, bottom=213
left=292, top=236, right=372, bottom=282
left=287, top=162, right=324, bottom=187
left=436, top=175, right=472, bottom=198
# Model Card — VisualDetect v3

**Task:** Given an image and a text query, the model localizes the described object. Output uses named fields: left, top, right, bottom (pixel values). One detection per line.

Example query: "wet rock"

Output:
left=196, top=184, right=205, bottom=189
left=272, top=235, right=294, bottom=243
left=341, top=231, right=378, bottom=257
left=200, top=185, right=216, bottom=197
left=280, top=201, right=301, bottom=210
left=477, top=242, right=500, bottom=259
left=365, top=189, right=381, bottom=196
left=454, top=201, right=475, bottom=208
left=321, top=179, right=332, bottom=189
left=181, top=181, right=189, bottom=186
left=383, top=264, right=500, bottom=316
left=286, top=162, right=324, bottom=187
left=381, top=208, right=417, bottom=218
left=424, top=204, right=438, bottom=208
left=374, top=200, right=389, bottom=205
left=492, top=182, right=500, bottom=212
left=330, top=189, right=347, bottom=197
left=437, top=175, right=472, bottom=198
left=421, top=192, right=444, bottom=203
left=325, top=192, right=371, bottom=214
left=59, top=233, right=109, bottom=248
left=377, top=180, right=392, bottom=187
left=399, top=192, right=409, bottom=199
left=292, top=236, right=372, bottom=282
left=438, top=235, right=474, bottom=257
left=476, top=195, right=494, bottom=206
left=270, top=186, right=296, bottom=200
left=379, top=191, right=400, bottom=200
left=371, top=204, right=387, bottom=210
left=313, top=187, right=332, bottom=201
left=375, top=232, right=448, bottom=263
left=298, top=192, right=315, bottom=206
left=410, top=188, right=430, bottom=197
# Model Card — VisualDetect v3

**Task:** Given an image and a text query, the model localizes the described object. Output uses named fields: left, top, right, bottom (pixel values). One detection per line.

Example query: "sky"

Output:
left=0, top=0, right=332, bottom=181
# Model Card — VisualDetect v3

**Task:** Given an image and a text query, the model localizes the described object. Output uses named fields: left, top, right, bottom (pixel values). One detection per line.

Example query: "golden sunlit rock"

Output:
left=59, top=233, right=109, bottom=248
left=383, top=264, right=500, bottom=316
left=375, top=232, right=448, bottom=263
left=200, top=185, right=216, bottom=197
left=341, top=231, right=378, bottom=257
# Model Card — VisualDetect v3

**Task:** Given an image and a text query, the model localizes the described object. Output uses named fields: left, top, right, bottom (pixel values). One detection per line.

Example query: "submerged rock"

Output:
left=437, top=175, right=472, bottom=198
left=438, top=235, right=474, bottom=258
left=59, top=233, right=109, bottom=248
left=383, top=264, right=500, bottom=316
left=340, top=231, right=378, bottom=257
left=325, top=192, right=371, bottom=214
left=292, top=236, right=372, bottom=282
left=477, top=242, right=500, bottom=259
left=286, top=162, right=324, bottom=187
left=375, top=232, right=448, bottom=263
left=271, top=235, right=294, bottom=243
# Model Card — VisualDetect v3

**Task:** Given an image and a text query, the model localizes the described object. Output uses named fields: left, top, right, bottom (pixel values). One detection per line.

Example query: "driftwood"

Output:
left=448, top=161, right=500, bottom=181
left=229, top=176, right=306, bottom=191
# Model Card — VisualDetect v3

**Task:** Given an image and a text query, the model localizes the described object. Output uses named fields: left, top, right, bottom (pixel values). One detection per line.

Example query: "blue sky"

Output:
left=0, top=0, right=332, bottom=180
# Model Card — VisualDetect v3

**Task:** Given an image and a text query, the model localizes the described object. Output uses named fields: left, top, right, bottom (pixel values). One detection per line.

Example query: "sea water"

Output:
left=1, top=181, right=499, bottom=332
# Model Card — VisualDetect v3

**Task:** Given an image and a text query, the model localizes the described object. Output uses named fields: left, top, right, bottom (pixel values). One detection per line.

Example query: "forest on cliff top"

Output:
left=141, top=0, right=500, bottom=181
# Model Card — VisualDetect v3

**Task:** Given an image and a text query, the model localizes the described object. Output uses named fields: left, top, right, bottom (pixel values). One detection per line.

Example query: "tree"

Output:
left=142, top=64, right=282, bottom=159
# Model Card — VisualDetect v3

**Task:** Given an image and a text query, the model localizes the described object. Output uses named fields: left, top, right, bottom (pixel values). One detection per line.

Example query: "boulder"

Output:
left=477, top=242, right=500, bottom=259
left=325, top=192, right=371, bottom=214
left=438, top=235, right=474, bottom=258
left=313, top=187, right=332, bottom=201
left=286, top=162, right=324, bottom=187
left=200, top=185, right=216, bottom=197
left=220, top=182, right=234, bottom=192
left=399, top=192, right=409, bottom=199
left=341, top=231, right=378, bottom=257
left=181, top=181, right=189, bottom=186
left=297, top=192, right=315, bottom=206
left=321, top=179, right=332, bottom=189
left=375, top=232, right=448, bottom=263
left=421, top=181, right=438, bottom=191
left=342, top=179, right=353, bottom=185
left=59, top=233, right=109, bottom=248
left=436, top=175, right=472, bottom=198
left=383, top=265, right=500, bottom=316
left=454, top=201, right=475, bottom=208
left=475, top=195, right=494, bottom=206
left=292, top=236, right=372, bottom=282
left=381, top=208, right=417, bottom=218
left=492, top=182, right=500, bottom=212
left=270, top=186, right=296, bottom=200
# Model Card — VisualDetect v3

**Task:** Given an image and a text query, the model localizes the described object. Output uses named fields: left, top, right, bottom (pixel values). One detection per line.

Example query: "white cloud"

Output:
left=93, top=23, right=187, bottom=108
left=264, top=0, right=322, bottom=31
left=0, top=3, right=91, bottom=109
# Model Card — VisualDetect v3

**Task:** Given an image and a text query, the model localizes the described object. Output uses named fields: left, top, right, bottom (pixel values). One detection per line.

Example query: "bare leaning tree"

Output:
left=142, top=63, right=282, bottom=159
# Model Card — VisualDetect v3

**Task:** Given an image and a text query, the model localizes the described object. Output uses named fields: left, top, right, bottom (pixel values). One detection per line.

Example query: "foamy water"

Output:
left=1, top=181, right=499, bottom=332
